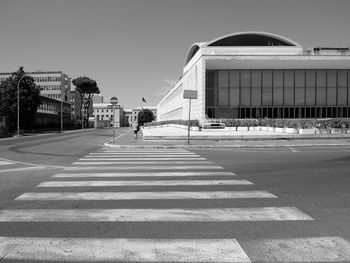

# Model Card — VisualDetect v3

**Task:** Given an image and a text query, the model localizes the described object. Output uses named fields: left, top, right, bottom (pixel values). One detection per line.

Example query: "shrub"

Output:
left=144, top=119, right=199, bottom=127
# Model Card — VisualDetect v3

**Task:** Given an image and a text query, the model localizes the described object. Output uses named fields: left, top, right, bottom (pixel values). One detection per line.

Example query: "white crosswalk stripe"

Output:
left=64, top=165, right=225, bottom=170
left=37, top=179, right=253, bottom=187
left=0, top=148, right=346, bottom=262
left=79, top=157, right=207, bottom=160
left=0, top=160, right=14, bottom=165
left=72, top=160, right=213, bottom=165
left=0, top=237, right=250, bottom=262
left=53, top=171, right=236, bottom=178
left=0, top=207, right=312, bottom=222
left=16, top=190, right=276, bottom=201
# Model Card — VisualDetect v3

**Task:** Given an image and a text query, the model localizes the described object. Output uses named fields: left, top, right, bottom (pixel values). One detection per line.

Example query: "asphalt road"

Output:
left=0, top=129, right=349, bottom=262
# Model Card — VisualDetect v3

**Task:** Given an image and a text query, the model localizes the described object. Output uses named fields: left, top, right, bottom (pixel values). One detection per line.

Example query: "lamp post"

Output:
left=16, top=70, right=41, bottom=137
left=16, top=75, right=26, bottom=137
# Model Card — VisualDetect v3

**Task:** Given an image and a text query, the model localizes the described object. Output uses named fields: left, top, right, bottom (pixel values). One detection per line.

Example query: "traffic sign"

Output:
left=110, top=97, right=118, bottom=104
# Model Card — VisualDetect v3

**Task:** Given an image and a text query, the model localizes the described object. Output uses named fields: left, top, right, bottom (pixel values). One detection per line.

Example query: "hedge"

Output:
left=144, top=119, right=200, bottom=127
left=144, top=119, right=350, bottom=129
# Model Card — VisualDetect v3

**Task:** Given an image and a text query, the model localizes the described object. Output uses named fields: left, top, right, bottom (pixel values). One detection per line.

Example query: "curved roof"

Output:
left=184, top=42, right=206, bottom=66
left=184, top=32, right=302, bottom=65
left=206, top=32, right=302, bottom=47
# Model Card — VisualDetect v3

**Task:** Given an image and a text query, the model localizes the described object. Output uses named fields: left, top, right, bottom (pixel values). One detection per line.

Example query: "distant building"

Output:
left=36, top=96, right=71, bottom=127
left=92, top=103, right=128, bottom=128
left=131, top=106, right=157, bottom=124
left=70, top=90, right=82, bottom=127
left=92, top=94, right=104, bottom=103
left=0, top=71, right=72, bottom=103
left=124, top=109, right=132, bottom=126
left=0, top=71, right=76, bottom=128
left=158, top=32, right=350, bottom=124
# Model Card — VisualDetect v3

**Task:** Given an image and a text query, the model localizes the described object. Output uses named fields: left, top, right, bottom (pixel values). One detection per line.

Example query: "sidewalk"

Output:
left=105, top=127, right=350, bottom=149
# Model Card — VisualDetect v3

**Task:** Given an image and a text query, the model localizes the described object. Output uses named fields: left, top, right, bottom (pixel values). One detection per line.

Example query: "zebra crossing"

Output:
left=0, top=148, right=349, bottom=262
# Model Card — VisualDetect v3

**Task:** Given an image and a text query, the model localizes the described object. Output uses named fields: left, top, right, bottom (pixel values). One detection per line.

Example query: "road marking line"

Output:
left=0, top=207, right=312, bottom=221
left=0, top=161, right=14, bottom=165
left=246, top=236, right=350, bottom=262
left=79, top=157, right=206, bottom=161
left=64, top=165, right=224, bottom=171
left=83, top=154, right=204, bottom=160
left=72, top=161, right=212, bottom=165
left=16, top=190, right=275, bottom=200
left=0, top=166, right=47, bottom=173
left=0, top=237, right=250, bottom=262
left=53, top=171, right=236, bottom=178
left=95, top=153, right=197, bottom=156
left=37, top=179, right=253, bottom=187
left=0, top=157, right=64, bottom=169
left=99, top=151, right=195, bottom=154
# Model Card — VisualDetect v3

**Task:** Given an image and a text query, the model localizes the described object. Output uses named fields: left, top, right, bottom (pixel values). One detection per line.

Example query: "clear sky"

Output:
left=1, top=0, right=350, bottom=109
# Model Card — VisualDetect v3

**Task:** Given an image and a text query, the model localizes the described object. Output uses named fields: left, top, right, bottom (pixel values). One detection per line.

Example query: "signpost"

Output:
left=183, top=90, right=198, bottom=145
left=110, top=97, right=118, bottom=143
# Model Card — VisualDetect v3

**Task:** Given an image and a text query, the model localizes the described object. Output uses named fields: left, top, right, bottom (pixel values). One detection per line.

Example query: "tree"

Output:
left=72, top=76, right=100, bottom=128
left=138, top=109, right=155, bottom=126
left=0, top=67, right=41, bottom=131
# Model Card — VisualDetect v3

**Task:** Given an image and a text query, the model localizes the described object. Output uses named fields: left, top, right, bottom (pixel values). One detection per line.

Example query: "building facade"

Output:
left=157, top=32, right=350, bottom=124
left=92, top=103, right=128, bottom=128
left=36, top=96, right=71, bottom=127
left=92, top=94, right=104, bottom=104
left=0, top=71, right=76, bottom=128
left=0, top=71, right=72, bottom=103
left=131, top=106, right=157, bottom=124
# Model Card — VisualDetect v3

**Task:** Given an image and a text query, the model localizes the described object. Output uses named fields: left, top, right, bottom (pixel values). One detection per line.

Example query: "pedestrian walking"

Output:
left=132, top=121, right=140, bottom=139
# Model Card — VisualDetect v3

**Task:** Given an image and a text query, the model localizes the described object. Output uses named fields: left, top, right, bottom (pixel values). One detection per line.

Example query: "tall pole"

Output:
left=17, top=75, right=26, bottom=137
left=187, top=98, right=192, bottom=145
left=60, top=99, right=63, bottom=132
left=112, top=104, right=116, bottom=143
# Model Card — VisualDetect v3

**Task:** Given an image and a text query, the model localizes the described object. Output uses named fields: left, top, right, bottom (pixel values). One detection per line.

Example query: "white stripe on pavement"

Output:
left=72, top=161, right=212, bottom=165
left=53, top=171, right=236, bottom=178
left=0, top=161, right=13, bottom=165
left=83, top=154, right=204, bottom=159
left=79, top=157, right=206, bottom=161
left=0, top=166, right=46, bottom=173
left=64, top=166, right=224, bottom=171
left=246, top=236, right=350, bottom=262
left=0, top=207, right=313, bottom=221
left=91, top=154, right=197, bottom=156
left=16, top=191, right=275, bottom=200
left=37, top=179, right=253, bottom=187
left=0, top=237, right=250, bottom=262
left=98, top=152, right=196, bottom=154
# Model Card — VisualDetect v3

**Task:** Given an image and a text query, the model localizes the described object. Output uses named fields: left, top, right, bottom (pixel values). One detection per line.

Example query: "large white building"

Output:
left=157, top=32, right=350, bottom=125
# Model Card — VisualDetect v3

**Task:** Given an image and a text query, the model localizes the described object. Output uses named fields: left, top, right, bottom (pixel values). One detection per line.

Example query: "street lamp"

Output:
left=16, top=70, right=41, bottom=137
left=16, top=75, right=26, bottom=136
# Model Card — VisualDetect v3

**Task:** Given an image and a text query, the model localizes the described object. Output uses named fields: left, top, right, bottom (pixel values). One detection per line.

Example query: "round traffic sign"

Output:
left=110, top=96, right=118, bottom=104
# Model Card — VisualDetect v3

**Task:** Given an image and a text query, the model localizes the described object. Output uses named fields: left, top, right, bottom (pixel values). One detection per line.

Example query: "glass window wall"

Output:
left=206, top=69, right=350, bottom=119
left=273, top=70, right=283, bottom=105
left=262, top=70, right=273, bottom=105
